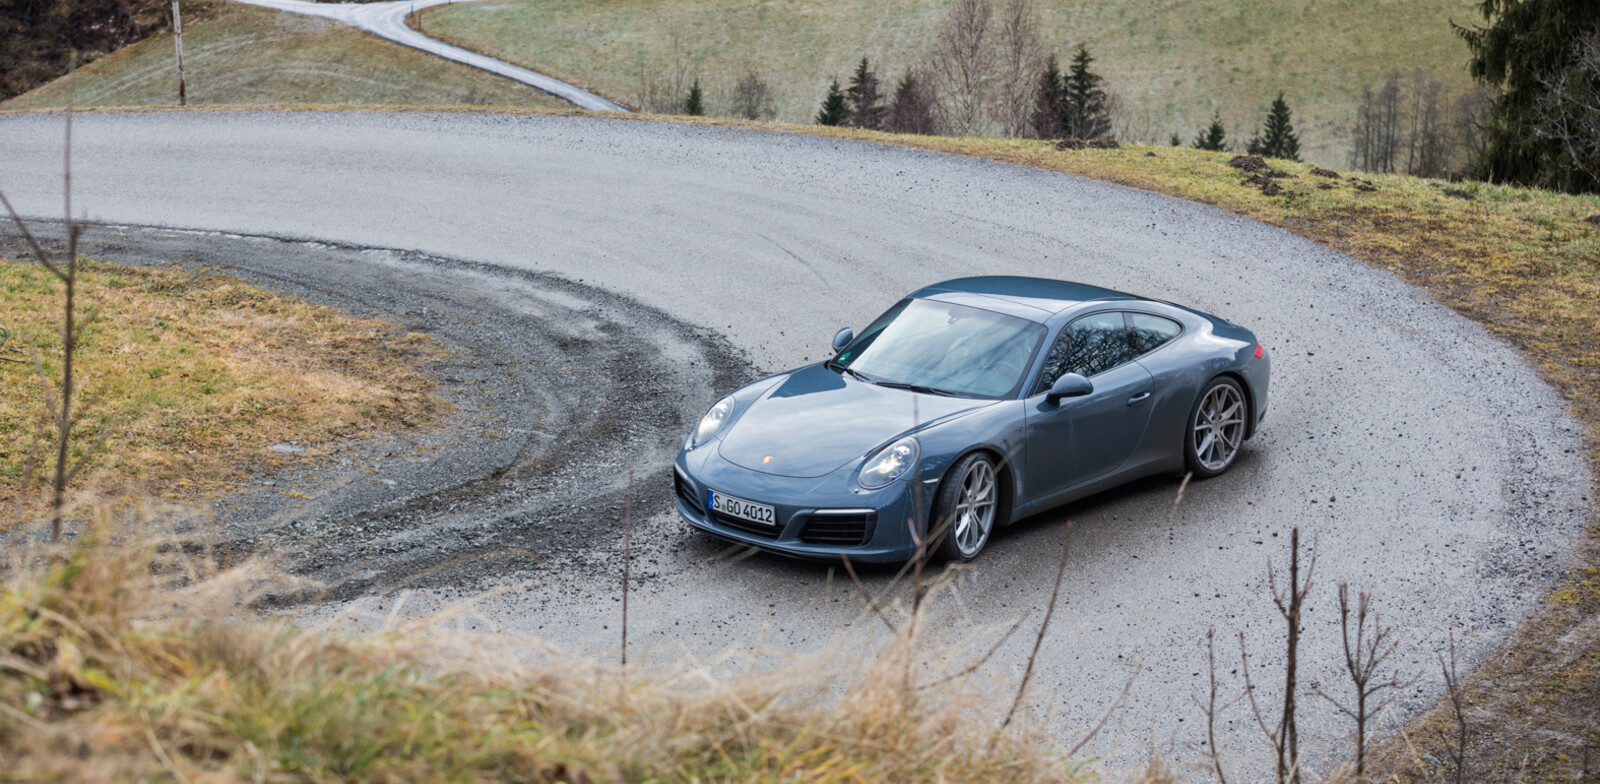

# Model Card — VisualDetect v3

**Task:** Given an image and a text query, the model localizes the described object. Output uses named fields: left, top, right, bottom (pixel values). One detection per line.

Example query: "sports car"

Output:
left=673, top=276, right=1270, bottom=562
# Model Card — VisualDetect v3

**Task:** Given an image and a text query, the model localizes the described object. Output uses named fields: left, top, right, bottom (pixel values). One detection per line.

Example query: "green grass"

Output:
left=1, top=2, right=568, bottom=110
left=416, top=0, right=1480, bottom=165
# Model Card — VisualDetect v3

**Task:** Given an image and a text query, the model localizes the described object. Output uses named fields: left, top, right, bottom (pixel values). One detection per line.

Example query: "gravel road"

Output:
left=232, top=0, right=630, bottom=111
left=0, top=111, right=1589, bottom=777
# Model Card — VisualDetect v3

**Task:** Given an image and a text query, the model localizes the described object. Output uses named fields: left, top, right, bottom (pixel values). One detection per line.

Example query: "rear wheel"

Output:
left=932, top=452, right=1000, bottom=562
left=1185, top=376, right=1247, bottom=478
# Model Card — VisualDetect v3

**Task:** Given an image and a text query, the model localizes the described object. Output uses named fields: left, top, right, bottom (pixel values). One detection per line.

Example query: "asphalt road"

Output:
left=0, top=112, right=1589, bottom=777
left=231, top=0, right=630, bottom=111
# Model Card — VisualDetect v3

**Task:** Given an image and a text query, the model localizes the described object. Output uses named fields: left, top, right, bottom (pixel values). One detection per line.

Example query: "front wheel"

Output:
left=1185, top=376, right=1247, bottom=479
left=932, top=452, right=1000, bottom=562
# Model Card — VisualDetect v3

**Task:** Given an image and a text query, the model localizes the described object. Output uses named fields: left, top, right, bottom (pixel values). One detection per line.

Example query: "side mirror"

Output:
left=831, top=327, right=854, bottom=353
left=1045, top=372, right=1093, bottom=404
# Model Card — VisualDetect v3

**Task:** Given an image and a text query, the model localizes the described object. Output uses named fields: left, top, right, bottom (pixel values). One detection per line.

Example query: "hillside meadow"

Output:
left=417, top=0, right=1481, bottom=166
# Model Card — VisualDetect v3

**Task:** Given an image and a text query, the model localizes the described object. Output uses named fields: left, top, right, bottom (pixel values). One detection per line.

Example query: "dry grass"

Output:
left=0, top=256, right=446, bottom=517
left=0, top=2, right=567, bottom=111
left=0, top=527, right=1105, bottom=783
left=416, top=0, right=1478, bottom=164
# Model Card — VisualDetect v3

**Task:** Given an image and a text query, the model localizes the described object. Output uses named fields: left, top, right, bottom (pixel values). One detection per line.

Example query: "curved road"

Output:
left=0, top=112, right=1588, bottom=777
left=233, top=0, right=629, bottom=111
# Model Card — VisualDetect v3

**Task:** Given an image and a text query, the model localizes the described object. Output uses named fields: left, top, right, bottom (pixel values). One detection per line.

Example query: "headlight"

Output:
left=859, top=436, right=919, bottom=489
left=691, top=396, right=735, bottom=446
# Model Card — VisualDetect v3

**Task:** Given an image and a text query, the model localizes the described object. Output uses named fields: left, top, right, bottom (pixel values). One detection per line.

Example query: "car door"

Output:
left=1024, top=311, right=1155, bottom=502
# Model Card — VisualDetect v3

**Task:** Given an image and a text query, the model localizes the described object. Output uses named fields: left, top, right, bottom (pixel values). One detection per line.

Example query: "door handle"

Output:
left=1127, top=391, right=1151, bottom=405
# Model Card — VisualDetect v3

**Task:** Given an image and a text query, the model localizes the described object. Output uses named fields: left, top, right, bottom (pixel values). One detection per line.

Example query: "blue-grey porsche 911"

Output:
left=673, top=276, right=1270, bottom=563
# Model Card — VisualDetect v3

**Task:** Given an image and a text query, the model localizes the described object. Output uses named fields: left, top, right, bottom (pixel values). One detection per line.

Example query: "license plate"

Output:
left=708, top=490, right=777, bottom=527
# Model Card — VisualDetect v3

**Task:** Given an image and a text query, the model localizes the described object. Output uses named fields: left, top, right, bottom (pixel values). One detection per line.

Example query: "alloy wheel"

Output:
left=1192, top=382, right=1245, bottom=473
left=951, top=458, right=997, bottom=557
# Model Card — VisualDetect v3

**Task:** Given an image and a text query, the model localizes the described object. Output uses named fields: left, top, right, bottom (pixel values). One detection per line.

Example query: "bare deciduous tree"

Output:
left=730, top=66, right=775, bottom=120
left=1313, top=584, right=1410, bottom=783
left=1406, top=71, right=1451, bottom=178
left=929, top=0, right=995, bottom=136
left=992, top=0, right=1043, bottom=137
left=1533, top=35, right=1600, bottom=187
left=631, top=28, right=701, bottom=114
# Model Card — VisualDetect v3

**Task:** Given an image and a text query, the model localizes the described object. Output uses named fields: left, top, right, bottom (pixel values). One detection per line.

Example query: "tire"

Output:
left=1185, top=376, right=1248, bottom=479
left=931, top=452, right=1001, bottom=562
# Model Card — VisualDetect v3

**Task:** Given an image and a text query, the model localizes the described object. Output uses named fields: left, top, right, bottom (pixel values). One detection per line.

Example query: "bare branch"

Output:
left=840, top=553, right=897, bottom=634
left=1001, top=521, right=1070, bottom=729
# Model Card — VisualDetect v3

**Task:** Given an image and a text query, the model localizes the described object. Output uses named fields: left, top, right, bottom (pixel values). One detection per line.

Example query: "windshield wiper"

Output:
left=826, top=359, right=875, bottom=384
left=873, top=380, right=961, bottom=397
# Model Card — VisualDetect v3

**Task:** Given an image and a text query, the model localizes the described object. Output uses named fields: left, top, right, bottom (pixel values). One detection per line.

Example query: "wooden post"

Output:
left=172, top=0, right=186, bottom=105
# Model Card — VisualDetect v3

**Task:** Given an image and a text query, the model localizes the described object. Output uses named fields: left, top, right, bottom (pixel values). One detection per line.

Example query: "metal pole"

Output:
left=172, top=0, right=186, bottom=106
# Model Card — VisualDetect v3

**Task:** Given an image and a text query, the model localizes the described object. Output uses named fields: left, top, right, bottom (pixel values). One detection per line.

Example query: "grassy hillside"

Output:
left=2, top=2, right=567, bottom=110
left=418, top=0, right=1480, bottom=166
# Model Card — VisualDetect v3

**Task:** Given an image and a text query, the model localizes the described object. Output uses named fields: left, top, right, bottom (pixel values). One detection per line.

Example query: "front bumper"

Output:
left=673, top=444, right=937, bottom=563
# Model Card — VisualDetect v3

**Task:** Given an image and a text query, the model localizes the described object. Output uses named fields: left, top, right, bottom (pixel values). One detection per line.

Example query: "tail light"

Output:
left=1253, top=343, right=1265, bottom=359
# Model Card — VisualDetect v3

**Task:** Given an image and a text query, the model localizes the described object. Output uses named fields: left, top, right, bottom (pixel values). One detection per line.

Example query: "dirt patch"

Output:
left=1442, top=188, right=1476, bottom=200
left=1310, top=166, right=1341, bottom=179
left=1055, top=137, right=1119, bottom=150
left=1585, top=214, right=1600, bottom=227
left=1228, top=154, right=1270, bottom=173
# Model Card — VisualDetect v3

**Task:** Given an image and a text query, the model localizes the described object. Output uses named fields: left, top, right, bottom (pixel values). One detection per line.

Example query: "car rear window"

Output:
left=1129, top=313, right=1182, bottom=356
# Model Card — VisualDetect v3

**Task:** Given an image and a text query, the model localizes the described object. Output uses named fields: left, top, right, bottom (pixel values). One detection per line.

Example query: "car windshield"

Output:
left=833, top=298, right=1047, bottom=399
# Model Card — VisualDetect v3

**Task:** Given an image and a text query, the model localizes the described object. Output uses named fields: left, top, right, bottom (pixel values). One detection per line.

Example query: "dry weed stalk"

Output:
left=1240, top=527, right=1317, bottom=784
left=1193, top=628, right=1242, bottom=783
left=1314, top=583, right=1411, bottom=783
left=1439, top=630, right=1468, bottom=784
left=1002, top=521, right=1071, bottom=729
left=0, top=62, right=102, bottom=546
left=622, top=468, right=633, bottom=666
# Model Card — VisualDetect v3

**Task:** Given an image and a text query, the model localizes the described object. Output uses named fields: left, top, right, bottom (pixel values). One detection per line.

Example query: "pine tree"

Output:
left=887, top=70, right=937, bottom=135
left=1192, top=113, right=1227, bottom=151
left=816, top=78, right=848, bottom=126
left=1170, top=133, right=1182, bottom=146
left=845, top=57, right=886, bottom=130
left=1456, top=0, right=1600, bottom=192
left=1059, top=44, right=1111, bottom=138
left=1253, top=93, right=1301, bottom=160
left=1029, top=54, right=1064, bottom=138
left=684, top=78, right=705, bottom=116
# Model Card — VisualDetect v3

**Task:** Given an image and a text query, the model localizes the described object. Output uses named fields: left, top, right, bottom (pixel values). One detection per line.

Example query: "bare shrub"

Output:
left=1240, top=528, right=1316, bottom=784
left=992, top=0, right=1044, bottom=137
left=1314, top=584, right=1411, bottom=783
left=929, top=0, right=995, bottom=136
left=727, top=66, right=774, bottom=120
left=631, top=27, right=701, bottom=113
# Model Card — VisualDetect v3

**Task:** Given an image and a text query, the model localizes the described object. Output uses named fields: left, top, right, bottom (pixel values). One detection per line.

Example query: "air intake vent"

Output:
left=798, top=511, right=875, bottom=547
left=674, top=472, right=703, bottom=514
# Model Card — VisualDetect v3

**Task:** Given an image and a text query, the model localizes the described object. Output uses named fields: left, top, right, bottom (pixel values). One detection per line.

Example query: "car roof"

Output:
left=910, top=276, right=1148, bottom=323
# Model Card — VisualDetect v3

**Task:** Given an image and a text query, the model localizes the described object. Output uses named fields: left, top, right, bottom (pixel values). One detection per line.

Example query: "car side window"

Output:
left=1129, top=313, right=1182, bottom=356
left=1037, top=312, right=1133, bottom=391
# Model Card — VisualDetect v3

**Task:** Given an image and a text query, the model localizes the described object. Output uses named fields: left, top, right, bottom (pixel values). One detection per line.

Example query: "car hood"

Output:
left=717, top=364, right=993, bottom=478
